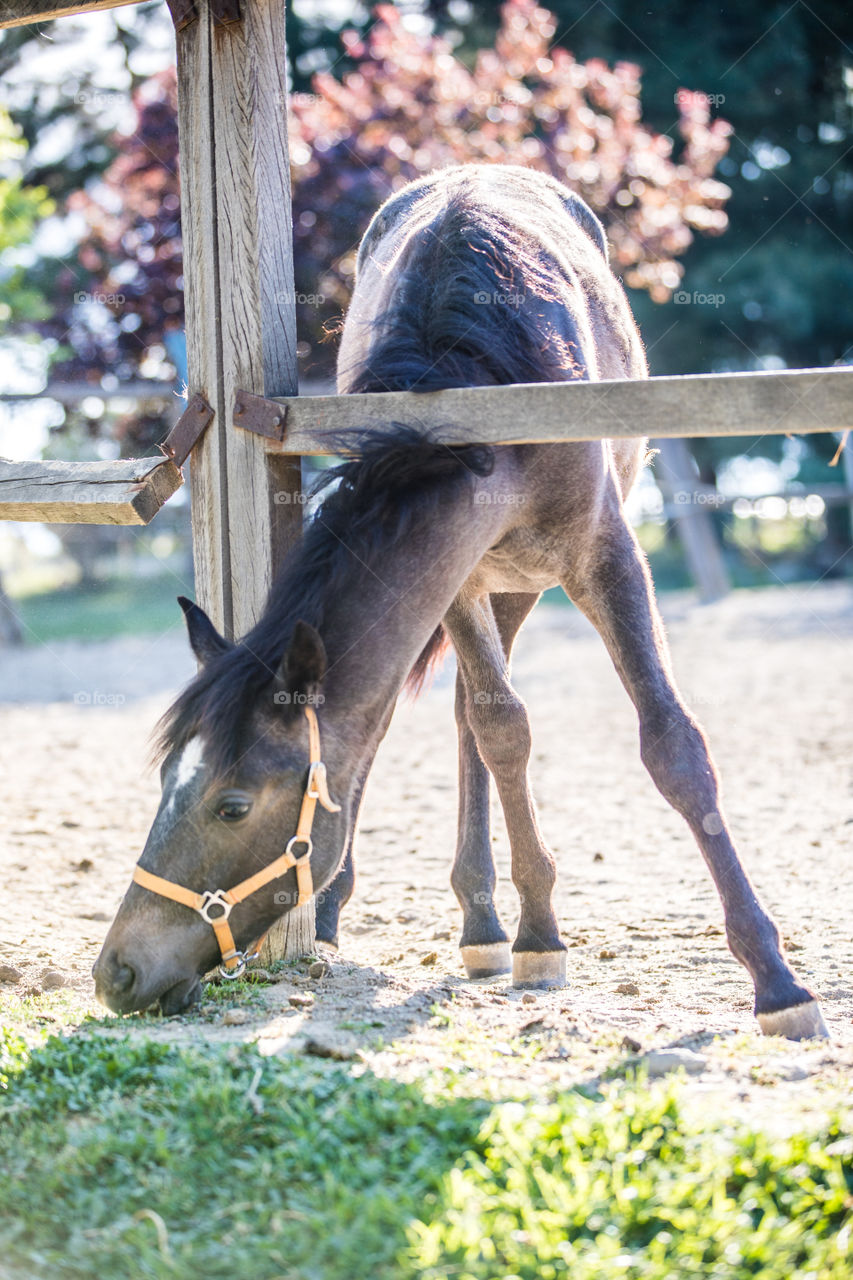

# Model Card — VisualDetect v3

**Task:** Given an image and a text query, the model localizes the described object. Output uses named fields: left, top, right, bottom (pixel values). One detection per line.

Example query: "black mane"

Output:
left=155, top=427, right=493, bottom=778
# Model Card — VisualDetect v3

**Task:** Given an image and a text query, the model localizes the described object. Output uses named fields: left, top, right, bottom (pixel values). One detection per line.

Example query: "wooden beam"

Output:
left=260, top=367, right=853, bottom=455
left=0, top=0, right=143, bottom=29
left=0, top=457, right=182, bottom=523
left=176, top=0, right=313, bottom=960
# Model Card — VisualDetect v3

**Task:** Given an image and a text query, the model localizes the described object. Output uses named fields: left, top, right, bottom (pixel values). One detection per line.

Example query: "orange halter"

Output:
left=132, top=706, right=340, bottom=977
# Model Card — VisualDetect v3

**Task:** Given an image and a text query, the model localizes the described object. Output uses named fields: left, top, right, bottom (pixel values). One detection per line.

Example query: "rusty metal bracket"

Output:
left=210, top=0, right=241, bottom=25
left=166, top=0, right=197, bottom=31
left=233, top=390, right=287, bottom=442
left=159, top=392, right=215, bottom=469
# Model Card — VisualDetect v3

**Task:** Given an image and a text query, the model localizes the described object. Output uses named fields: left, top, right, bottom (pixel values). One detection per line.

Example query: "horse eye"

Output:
left=215, top=797, right=251, bottom=822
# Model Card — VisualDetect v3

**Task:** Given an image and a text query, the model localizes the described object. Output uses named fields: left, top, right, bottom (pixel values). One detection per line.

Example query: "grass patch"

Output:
left=0, top=1031, right=850, bottom=1280
left=14, top=573, right=185, bottom=643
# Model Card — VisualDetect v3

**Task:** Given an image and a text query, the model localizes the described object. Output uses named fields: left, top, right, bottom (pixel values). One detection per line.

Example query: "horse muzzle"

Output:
left=92, top=942, right=204, bottom=1015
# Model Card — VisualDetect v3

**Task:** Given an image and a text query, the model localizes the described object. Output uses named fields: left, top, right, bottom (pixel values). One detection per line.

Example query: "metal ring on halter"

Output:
left=285, top=835, right=313, bottom=861
left=218, top=942, right=262, bottom=981
left=219, top=952, right=247, bottom=979
left=199, top=888, right=233, bottom=924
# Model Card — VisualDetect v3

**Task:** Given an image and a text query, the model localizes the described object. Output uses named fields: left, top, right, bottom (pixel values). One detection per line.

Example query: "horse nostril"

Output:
left=103, top=951, right=135, bottom=993
left=114, top=963, right=134, bottom=993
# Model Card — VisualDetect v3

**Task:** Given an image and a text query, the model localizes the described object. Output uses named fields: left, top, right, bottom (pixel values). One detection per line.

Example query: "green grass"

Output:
left=14, top=573, right=186, bottom=643
left=1, top=1030, right=850, bottom=1280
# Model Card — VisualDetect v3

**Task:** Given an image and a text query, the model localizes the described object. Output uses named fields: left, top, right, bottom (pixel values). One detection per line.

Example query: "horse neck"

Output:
left=319, top=474, right=507, bottom=755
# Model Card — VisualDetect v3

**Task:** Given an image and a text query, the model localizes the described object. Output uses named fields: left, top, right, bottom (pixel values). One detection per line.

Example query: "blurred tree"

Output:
left=0, top=107, right=52, bottom=643
left=0, top=2, right=169, bottom=204
left=288, top=0, right=732, bottom=378
left=34, top=0, right=732, bottom=400
left=0, top=106, right=54, bottom=333
left=36, top=71, right=182, bottom=455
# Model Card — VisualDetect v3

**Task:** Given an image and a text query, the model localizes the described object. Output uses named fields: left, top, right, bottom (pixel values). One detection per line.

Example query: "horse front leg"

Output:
left=564, top=488, right=827, bottom=1039
left=446, top=594, right=566, bottom=989
left=451, top=591, right=539, bottom=979
left=315, top=705, right=394, bottom=949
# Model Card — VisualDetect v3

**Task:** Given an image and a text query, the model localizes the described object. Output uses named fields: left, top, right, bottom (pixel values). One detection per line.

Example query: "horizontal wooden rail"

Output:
left=0, top=0, right=143, bottom=27
left=0, top=457, right=182, bottom=524
left=260, top=367, right=853, bottom=456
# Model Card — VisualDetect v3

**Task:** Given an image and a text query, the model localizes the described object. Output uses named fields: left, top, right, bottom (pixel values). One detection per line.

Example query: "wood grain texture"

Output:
left=0, top=457, right=182, bottom=523
left=0, top=0, right=141, bottom=29
left=264, top=367, right=853, bottom=455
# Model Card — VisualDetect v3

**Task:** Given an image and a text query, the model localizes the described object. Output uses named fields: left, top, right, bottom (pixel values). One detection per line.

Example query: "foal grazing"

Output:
left=94, top=164, right=826, bottom=1039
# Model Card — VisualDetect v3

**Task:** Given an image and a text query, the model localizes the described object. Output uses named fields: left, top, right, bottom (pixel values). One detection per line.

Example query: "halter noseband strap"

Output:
left=132, top=705, right=340, bottom=978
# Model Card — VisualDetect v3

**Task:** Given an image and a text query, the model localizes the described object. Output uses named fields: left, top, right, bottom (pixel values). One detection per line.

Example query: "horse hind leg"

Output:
left=563, top=492, right=827, bottom=1039
left=452, top=667, right=512, bottom=978
left=447, top=592, right=566, bottom=989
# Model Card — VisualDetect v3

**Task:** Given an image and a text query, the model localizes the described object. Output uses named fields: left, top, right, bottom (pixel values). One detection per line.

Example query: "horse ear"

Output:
left=178, top=596, right=230, bottom=665
left=276, top=620, right=327, bottom=700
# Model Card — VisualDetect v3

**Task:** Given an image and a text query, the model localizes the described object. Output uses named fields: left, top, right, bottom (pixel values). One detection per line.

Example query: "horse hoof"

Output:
left=757, top=999, right=828, bottom=1040
left=460, top=941, right=512, bottom=980
left=512, top=950, right=567, bottom=989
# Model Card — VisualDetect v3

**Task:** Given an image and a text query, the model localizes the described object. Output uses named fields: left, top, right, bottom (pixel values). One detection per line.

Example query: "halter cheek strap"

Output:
left=132, top=706, right=340, bottom=978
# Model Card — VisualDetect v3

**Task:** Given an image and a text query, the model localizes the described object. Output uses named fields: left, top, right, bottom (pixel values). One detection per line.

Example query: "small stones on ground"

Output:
left=432, top=928, right=451, bottom=941
left=72, top=858, right=94, bottom=873
left=222, top=1007, right=250, bottom=1026
left=80, top=911, right=111, bottom=922
left=520, top=1018, right=547, bottom=1034
left=621, top=1034, right=643, bottom=1054
left=521, top=992, right=538, bottom=1005
left=775, top=1060, right=812, bottom=1081
left=308, top=960, right=328, bottom=979
left=640, top=1047, right=708, bottom=1077
left=598, top=948, right=617, bottom=960
left=288, top=992, right=314, bottom=1009
left=420, top=952, right=438, bottom=967
left=40, top=969, right=67, bottom=990
left=616, top=981, right=640, bottom=996
left=302, top=1028, right=360, bottom=1061
left=0, top=965, right=23, bottom=984
left=593, top=852, right=604, bottom=862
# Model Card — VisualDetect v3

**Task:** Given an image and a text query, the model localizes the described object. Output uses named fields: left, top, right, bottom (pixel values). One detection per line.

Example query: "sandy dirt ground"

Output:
left=1, top=582, right=851, bottom=1119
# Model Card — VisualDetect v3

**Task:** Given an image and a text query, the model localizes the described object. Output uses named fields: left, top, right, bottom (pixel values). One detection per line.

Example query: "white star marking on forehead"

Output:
left=164, top=736, right=205, bottom=816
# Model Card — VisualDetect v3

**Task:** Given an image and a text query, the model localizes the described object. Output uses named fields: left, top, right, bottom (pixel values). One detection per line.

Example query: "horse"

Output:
left=94, top=163, right=826, bottom=1039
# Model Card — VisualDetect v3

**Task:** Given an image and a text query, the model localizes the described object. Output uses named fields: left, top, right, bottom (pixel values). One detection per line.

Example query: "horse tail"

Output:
left=405, top=623, right=452, bottom=697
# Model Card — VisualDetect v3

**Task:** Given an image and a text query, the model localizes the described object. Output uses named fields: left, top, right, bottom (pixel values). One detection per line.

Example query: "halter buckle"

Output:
left=199, top=888, right=233, bottom=923
left=306, top=761, right=341, bottom=813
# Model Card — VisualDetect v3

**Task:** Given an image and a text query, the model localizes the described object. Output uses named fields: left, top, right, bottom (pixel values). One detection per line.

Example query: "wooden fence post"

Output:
left=654, top=438, right=730, bottom=603
left=176, top=0, right=314, bottom=963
